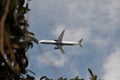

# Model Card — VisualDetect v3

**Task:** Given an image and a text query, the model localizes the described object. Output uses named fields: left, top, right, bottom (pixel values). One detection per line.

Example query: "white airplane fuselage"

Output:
left=39, top=29, right=82, bottom=54
left=39, top=40, right=79, bottom=46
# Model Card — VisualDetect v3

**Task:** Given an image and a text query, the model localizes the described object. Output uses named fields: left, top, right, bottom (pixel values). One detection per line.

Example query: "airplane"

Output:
left=39, top=30, right=83, bottom=54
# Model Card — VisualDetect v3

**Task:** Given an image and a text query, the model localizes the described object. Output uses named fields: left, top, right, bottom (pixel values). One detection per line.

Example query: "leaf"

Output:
left=28, top=36, right=38, bottom=44
left=58, top=77, right=63, bottom=80
left=88, top=68, right=97, bottom=80
left=40, top=76, right=49, bottom=80
left=27, top=69, right=36, bottom=75
left=12, top=43, right=20, bottom=48
left=88, top=68, right=94, bottom=77
left=91, top=76, right=97, bottom=80
left=9, top=0, right=18, bottom=12
left=70, top=76, right=84, bottom=80
left=74, top=76, right=79, bottom=80
left=26, top=74, right=35, bottom=80
left=27, top=31, right=35, bottom=36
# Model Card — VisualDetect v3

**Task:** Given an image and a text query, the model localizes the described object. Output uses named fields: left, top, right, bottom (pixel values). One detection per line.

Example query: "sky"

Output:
left=27, top=0, right=120, bottom=80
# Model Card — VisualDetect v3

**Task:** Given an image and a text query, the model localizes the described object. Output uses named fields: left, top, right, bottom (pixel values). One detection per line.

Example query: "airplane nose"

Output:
left=39, top=40, right=43, bottom=43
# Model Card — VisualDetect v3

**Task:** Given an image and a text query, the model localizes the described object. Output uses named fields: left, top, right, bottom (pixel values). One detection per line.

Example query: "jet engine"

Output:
left=54, top=47, right=58, bottom=49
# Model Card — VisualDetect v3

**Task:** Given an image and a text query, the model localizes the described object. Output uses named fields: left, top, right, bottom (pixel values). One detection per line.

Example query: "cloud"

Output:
left=102, top=47, right=120, bottom=80
left=29, top=0, right=120, bottom=79
left=52, top=24, right=92, bottom=41
left=103, top=0, right=120, bottom=20
left=69, top=62, right=81, bottom=77
left=36, top=51, right=68, bottom=67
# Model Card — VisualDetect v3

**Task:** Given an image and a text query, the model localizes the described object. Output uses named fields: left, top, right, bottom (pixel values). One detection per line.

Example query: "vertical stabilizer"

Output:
left=79, top=39, right=83, bottom=48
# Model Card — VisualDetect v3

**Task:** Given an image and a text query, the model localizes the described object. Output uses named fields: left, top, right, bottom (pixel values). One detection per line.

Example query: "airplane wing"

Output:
left=57, top=46, right=65, bottom=54
left=57, top=29, right=65, bottom=43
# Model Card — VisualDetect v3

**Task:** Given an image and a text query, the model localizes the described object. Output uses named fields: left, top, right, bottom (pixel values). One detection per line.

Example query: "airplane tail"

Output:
left=79, top=39, right=83, bottom=48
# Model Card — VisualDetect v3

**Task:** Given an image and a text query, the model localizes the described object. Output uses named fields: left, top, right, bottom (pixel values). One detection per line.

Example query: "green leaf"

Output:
left=88, top=68, right=93, bottom=77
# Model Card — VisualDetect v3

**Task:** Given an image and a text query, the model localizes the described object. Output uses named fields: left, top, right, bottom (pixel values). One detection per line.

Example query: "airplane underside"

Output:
left=40, top=40, right=77, bottom=46
left=39, top=29, right=82, bottom=54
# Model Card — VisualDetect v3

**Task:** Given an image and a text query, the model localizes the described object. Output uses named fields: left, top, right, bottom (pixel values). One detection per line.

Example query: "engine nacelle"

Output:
left=54, top=47, right=58, bottom=49
left=54, top=40, right=58, bottom=41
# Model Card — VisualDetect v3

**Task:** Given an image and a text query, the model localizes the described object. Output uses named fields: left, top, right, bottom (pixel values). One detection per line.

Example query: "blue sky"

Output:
left=27, top=0, right=120, bottom=80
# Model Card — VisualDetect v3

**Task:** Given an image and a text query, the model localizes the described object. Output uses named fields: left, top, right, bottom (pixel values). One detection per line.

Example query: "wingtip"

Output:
left=60, top=49, right=65, bottom=54
left=63, top=29, right=66, bottom=32
left=63, top=28, right=67, bottom=31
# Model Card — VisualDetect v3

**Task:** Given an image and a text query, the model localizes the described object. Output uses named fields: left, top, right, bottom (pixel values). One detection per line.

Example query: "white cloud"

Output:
left=103, top=0, right=120, bottom=19
left=36, top=51, right=68, bottom=67
left=68, top=0, right=95, bottom=20
left=102, top=47, right=120, bottom=80
left=53, top=24, right=92, bottom=41
left=30, top=0, right=120, bottom=79
left=70, top=62, right=81, bottom=77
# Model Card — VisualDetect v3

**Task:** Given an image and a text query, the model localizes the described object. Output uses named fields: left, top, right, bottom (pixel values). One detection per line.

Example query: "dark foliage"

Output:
left=0, top=0, right=37, bottom=79
left=39, top=68, right=97, bottom=80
